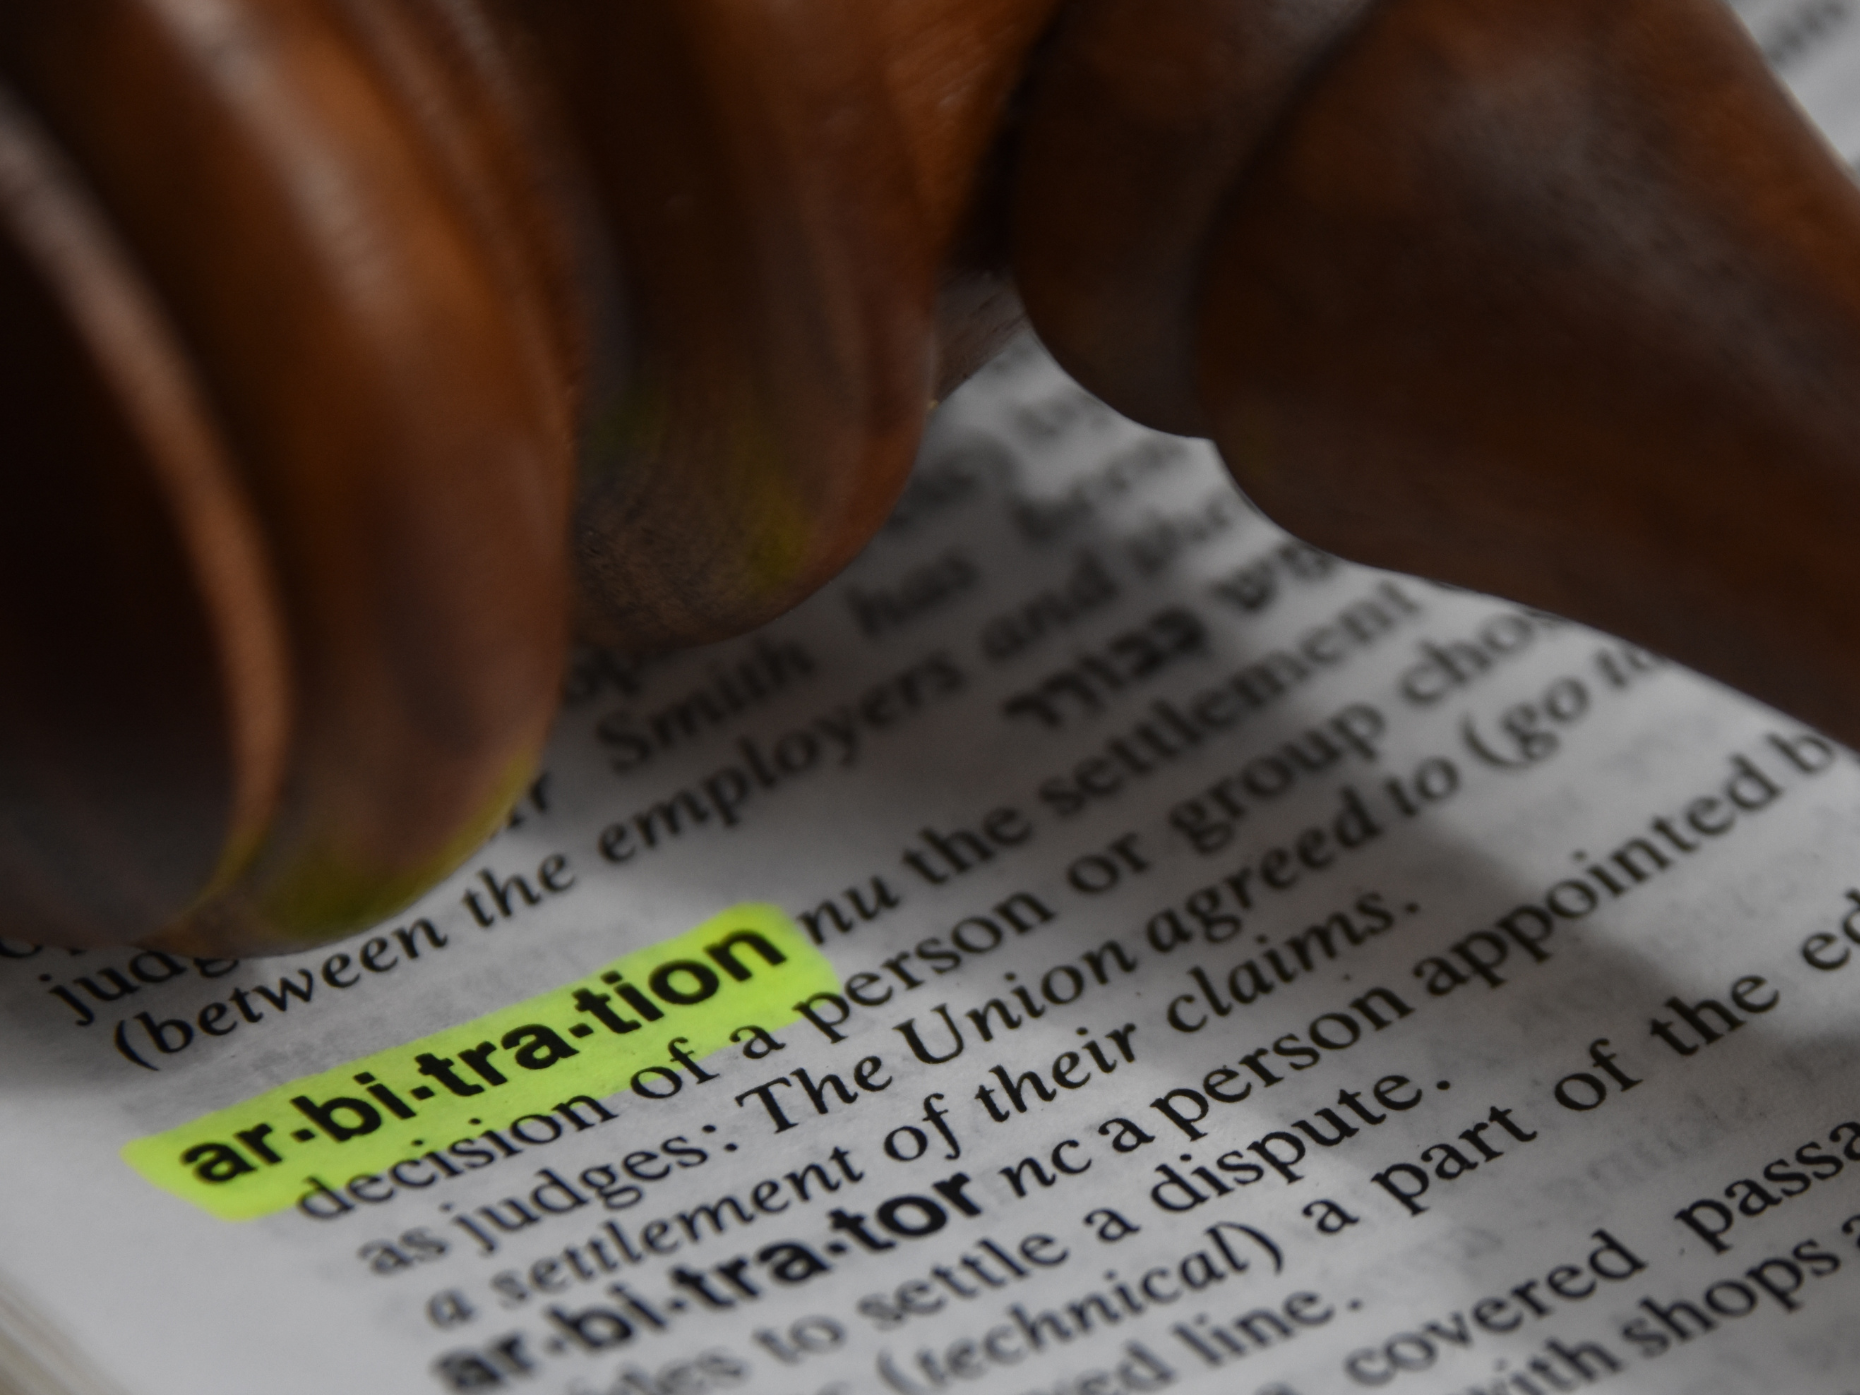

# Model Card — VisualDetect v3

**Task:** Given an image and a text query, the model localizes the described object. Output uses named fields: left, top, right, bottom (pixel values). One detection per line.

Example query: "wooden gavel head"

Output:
left=4, top=0, right=1856, bottom=956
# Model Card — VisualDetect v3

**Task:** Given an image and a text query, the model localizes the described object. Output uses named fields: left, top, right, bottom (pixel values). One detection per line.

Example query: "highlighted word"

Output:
left=124, top=905, right=833, bottom=1220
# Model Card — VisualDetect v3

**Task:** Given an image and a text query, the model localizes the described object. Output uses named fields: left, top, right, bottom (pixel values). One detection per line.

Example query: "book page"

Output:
left=6, top=10, right=1860, bottom=1394
left=1736, top=0, right=1860, bottom=156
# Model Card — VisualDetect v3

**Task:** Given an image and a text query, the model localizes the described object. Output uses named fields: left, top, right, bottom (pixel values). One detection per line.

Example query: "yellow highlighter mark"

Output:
left=124, top=905, right=836, bottom=1221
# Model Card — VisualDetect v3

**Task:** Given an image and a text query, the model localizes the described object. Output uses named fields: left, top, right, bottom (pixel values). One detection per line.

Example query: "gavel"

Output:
left=5, top=0, right=1858, bottom=958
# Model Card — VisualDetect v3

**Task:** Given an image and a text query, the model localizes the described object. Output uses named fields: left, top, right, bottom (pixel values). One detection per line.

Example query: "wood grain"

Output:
left=1194, top=0, right=1860, bottom=745
left=518, top=0, right=938, bottom=651
left=0, top=0, right=573, bottom=954
left=0, top=83, right=288, bottom=948
left=9, top=0, right=1860, bottom=950
left=1014, top=0, right=1370, bottom=435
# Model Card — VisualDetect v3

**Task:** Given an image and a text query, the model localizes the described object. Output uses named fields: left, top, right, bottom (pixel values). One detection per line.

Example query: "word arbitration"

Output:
left=122, top=906, right=836, bottom=1220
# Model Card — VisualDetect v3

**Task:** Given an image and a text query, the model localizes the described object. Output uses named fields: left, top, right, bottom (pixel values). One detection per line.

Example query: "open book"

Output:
left=7, top=4, right=1860, bottom=1392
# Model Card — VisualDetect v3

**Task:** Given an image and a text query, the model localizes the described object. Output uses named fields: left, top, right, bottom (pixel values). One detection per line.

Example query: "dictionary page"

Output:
left=7, top=10, right=1860, bottom=1395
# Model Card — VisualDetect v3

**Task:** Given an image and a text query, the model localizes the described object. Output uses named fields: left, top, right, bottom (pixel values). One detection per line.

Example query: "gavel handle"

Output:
left=1012, top=0, right=1860, bottom=749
